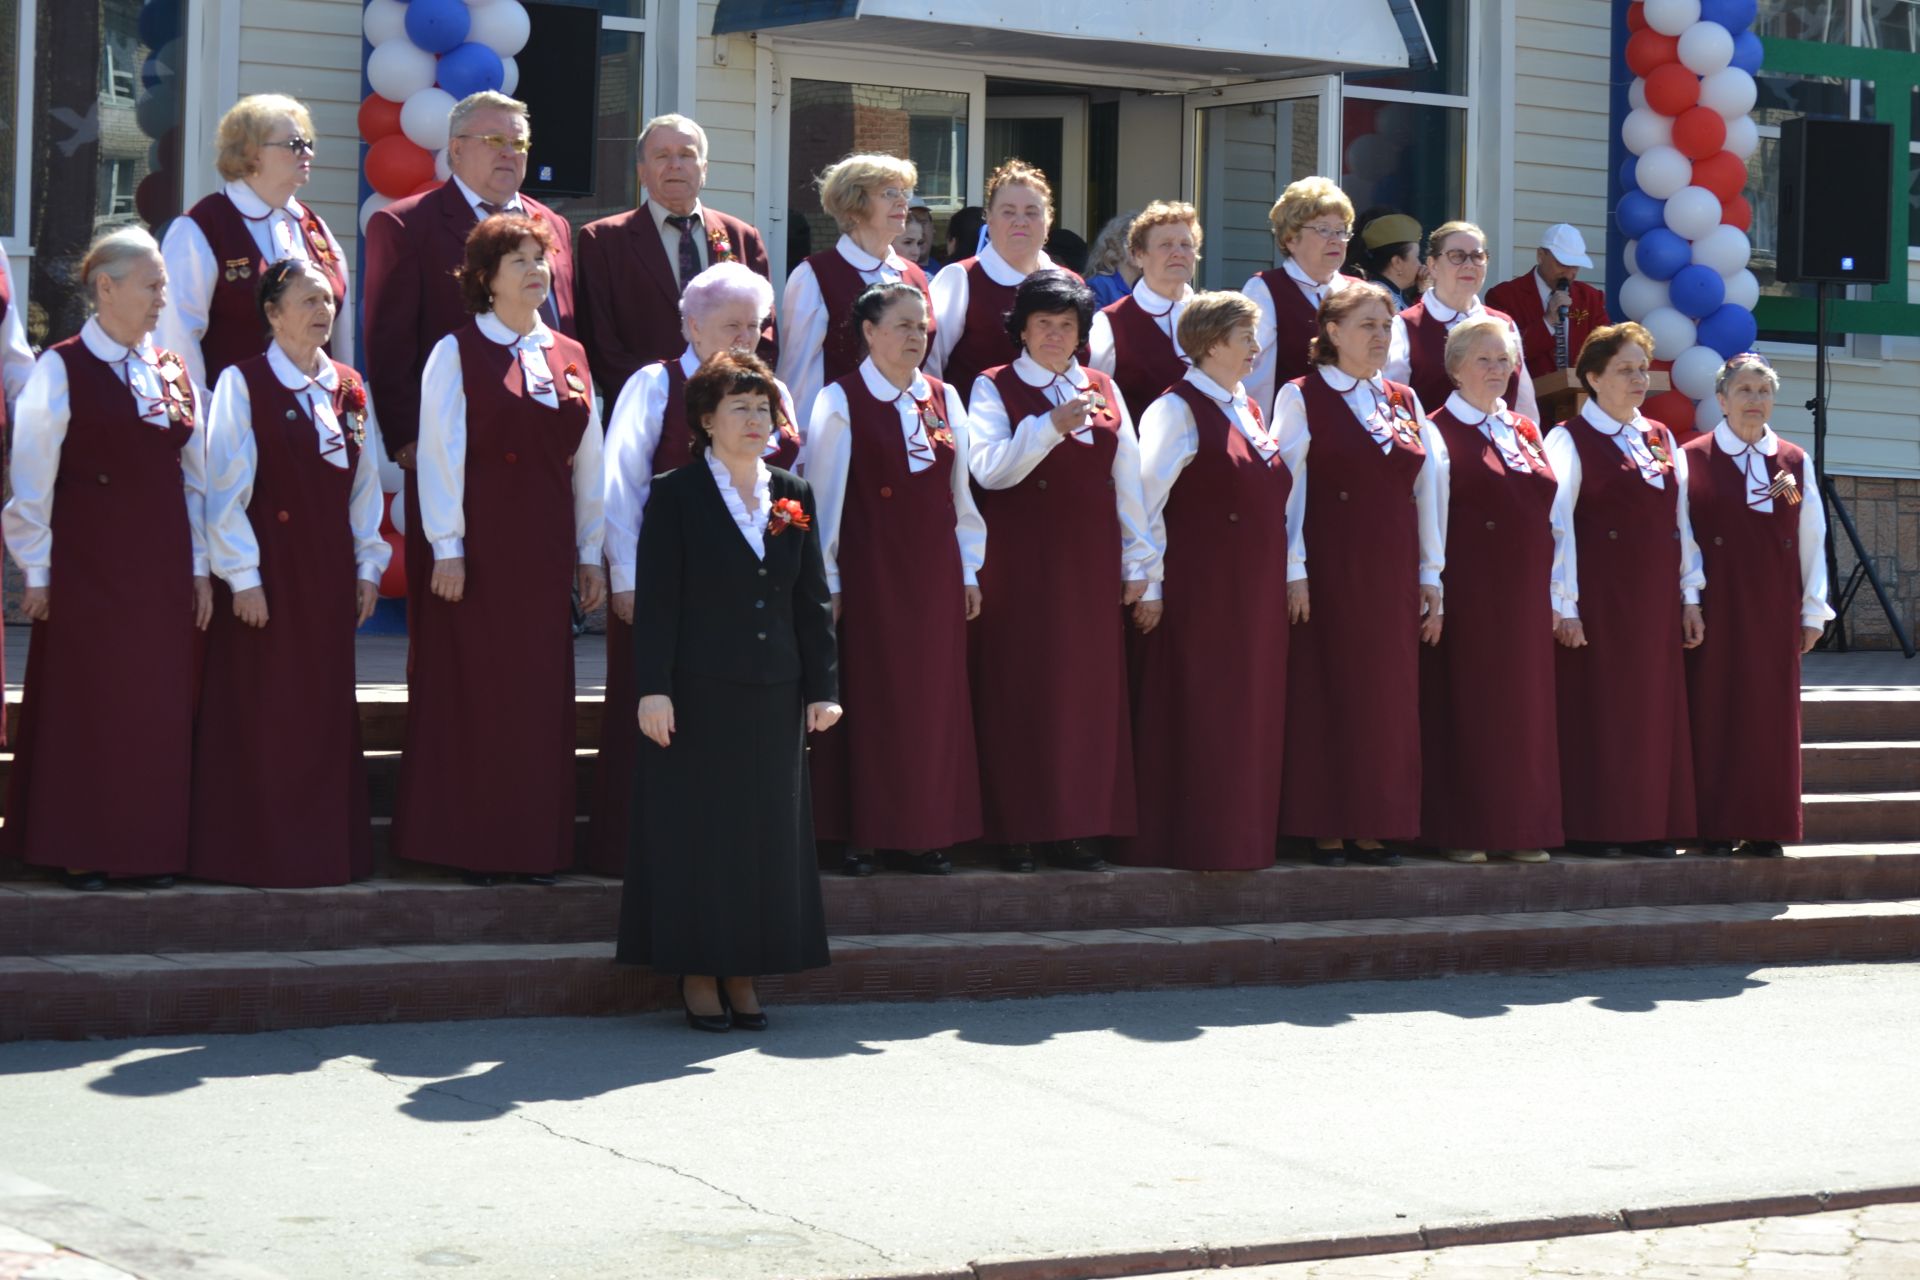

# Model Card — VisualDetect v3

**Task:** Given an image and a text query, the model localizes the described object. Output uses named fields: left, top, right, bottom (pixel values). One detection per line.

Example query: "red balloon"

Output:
left=1628, top=2, right=1647, bottom=32
left=1721, top=193, right=1753, bottom=233
left=365, top=134, right=435, bottom=199
left=378, top=530, right=407, bottom=599
left=1672, top=106, right=1728, bottom=160
left=1643, top=63, right=1701, bottom=116
left=358, top=92, right=405, bottom=145
left=1691, top=150, right=1748, bottom=201
left=1626, top=29, right=1681, bottom=77
left=135, top=168, right=179, bottom=227
left=410, top=179, right=445, bottom=197
left=1643, top=389, right=1696, bottom=435
left=1650, top=357, right=1674, bottom=373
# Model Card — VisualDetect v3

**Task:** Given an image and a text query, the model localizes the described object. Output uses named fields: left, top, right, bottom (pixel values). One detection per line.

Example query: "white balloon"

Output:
left=1694, top=395, right=1719, bottom=426
left=434, top=147, right=451, bottom=182
left=1692, top=224, right=1752, bottom=275
left=1624, top=108, right=1675, bottom=157
left=367, top=39, right=438, bottom=104
left=400, top=86, right=456, bottom=152
left=360, top=192, right=395, bottom=236
left=1722, top=267, right=1761, bottom=311
left=1672, top=344, right=1725, bottom=399
left=389, top=485, right=408, bottom=537
left=363, top=0, right=408, bottom=45
left=1629, top=78, right=1650, bottom=113
left=1645, top=0, right=1701, bottom=36
left=1620, top=272, right=1672, bottom=323
left=1678, top=21, right=1735, bottom=75
left=1624, top=239, right=1641, bottom=277
left=500, top=56, right=520, bottom=97
left=1664, top=185, right=1724, bottom=240
left=1699, top=65, right=1757, bottom=119
left=1642, top=307, right=1699, bottom=361
left=1635, top=145, right=1694, bottom=199
left=1724, top=114, right=1760, bottom=160
left=468, top=0, right=530, bottom=56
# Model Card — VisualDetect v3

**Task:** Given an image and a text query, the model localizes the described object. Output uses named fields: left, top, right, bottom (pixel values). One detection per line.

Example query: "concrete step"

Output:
left=1801, top=742, right=1920, bottom=792
left=4, top=844, right=1917, bottom=958
left=1803, top=793, right=1920, bottom=842
left=6, top=898, right=1916, bottom=1043
left=1801, top=689, right=1920, bottom=743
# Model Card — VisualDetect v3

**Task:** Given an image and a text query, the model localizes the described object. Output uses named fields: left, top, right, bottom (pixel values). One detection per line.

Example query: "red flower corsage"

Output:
left=769, top=496, right=811, bottom=536
left=706, top=223, right=734, bottom=264
left=338, top=375, right=369, bottom=444
left=562, top=362, right=589, bottom=398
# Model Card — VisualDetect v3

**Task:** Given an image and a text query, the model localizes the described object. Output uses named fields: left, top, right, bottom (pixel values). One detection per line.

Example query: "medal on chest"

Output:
left=1644, top=431, right=1672, bottom=474
left=153, top=351, right=193, bottom=428
left=918, top=397, right=954, bottom=449
left=1385, top=389, right=1420, bottom=447
left=336, top=374, right=368, bottom=446
left=222, top=256, right=254, bottom=283
left=1768, top=466, right=1802, bottom=506
left=562, top=362, right=589, bottom=400
left=301, top=212, right=335, bottom=266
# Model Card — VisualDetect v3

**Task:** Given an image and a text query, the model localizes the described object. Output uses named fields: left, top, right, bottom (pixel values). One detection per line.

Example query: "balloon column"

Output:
left=135, top=0, right=186, bottom=230
left=1615, top=0, right=1763, bottom=435
left=357, top=0, right=532, bottom=237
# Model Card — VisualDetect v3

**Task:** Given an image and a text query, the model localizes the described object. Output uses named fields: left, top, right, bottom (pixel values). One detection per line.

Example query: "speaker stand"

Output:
left=1810, top=279, right=1915, bottom=656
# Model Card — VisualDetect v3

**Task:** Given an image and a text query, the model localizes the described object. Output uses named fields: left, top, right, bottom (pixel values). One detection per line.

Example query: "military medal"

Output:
left=919, top=398, right=953, bottom=448
left=222, top=257, right=253, bottom=282
left=338, top=376, right=369, bottom=446
left=563, top=363, right=588, bottom=397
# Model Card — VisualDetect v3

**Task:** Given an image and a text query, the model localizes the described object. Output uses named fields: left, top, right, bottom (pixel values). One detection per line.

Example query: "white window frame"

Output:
left=4, top=0, right=37, bottom=258
left=1338, top=0, right=1481, bottom=227
left=603, top=6, right=657, bottom=127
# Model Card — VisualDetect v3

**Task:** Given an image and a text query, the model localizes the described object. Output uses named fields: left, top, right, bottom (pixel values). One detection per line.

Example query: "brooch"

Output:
left=769, top=496, right=811, bottom=536
left=706, top=222, right=734, bottom=264
left=337, top=375, right=368, bottom=445
left=919, top=399, right=954, bottom=448
left=563, top=363, right=588, bottom=397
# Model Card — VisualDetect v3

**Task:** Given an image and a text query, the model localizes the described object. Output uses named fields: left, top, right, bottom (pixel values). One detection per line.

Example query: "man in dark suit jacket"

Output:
left=1485, top=222, right=1611, bottom=380
left=574, top=112, right=776, bottom=400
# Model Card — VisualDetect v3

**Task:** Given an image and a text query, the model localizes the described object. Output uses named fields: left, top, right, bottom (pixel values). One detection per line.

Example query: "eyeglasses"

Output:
left=264, top=136, right=315, bottom=156
left=456, top=133, right=533, bottom=154
left=1301, top=224, right=1353, bottom=242
left=1440, top=249, right=1490, bottom=266
left=878, top=187, right=915, bottom=203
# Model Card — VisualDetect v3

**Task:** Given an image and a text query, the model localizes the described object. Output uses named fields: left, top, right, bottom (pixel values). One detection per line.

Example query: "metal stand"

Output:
left=1811, top=279, right=1915, bottom=656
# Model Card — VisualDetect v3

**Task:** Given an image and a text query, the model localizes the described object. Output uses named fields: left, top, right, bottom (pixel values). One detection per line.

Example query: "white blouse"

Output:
left=2, top=317, right=210, bottom=587
left=1243, top=257, right=1351, bottom=421
left=1136, top=367, right=1308, bottom=602
left=1273, top=366, right=1450, bottom=598
left=1088, top=277, right=1192, bottom=376
left=1384, top=292, right=1541, bottom=425
left=203, top=343, right=391, bottom=591
left=706, top=451, right=772, bottom=560
left=603, top=347, right=802, bottom=594
left=156, top=181, right=354, bottom=394
left=778, top=234, right=919, bottom=427
left=926, top=241, right=1056, bottom=379
left=1708, top=420, right=1836, bottom=628
left=1, top=247, right=36, bottom=417
left=416, top=311, right=606, bottom=565
left=805, top=357, right=987, bottom=594
left=1543, top=398, right=1706, bottom=622
left=966, top=353, right=1156, bottom=584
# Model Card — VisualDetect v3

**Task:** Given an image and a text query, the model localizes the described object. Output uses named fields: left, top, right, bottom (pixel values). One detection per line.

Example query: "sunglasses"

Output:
left=264, top=136, right=315, bottom=156
left=456, top=133, right=533, bottom=154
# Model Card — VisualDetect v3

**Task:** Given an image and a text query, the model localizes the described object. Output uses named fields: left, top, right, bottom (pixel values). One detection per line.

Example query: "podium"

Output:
left=1533, top=368, right=1670, bottom=425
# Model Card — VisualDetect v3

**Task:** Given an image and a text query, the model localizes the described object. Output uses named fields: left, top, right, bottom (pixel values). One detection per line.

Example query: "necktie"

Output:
left=665, top=213, right=704, bottom=293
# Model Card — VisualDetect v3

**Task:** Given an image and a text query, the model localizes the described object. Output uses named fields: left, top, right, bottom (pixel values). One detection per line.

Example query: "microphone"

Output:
left=1554, top=277, right=1572, bottom=325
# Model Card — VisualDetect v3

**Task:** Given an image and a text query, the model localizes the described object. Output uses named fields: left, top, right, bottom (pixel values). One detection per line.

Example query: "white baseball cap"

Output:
left=1539, top=223, right=1594, bottom=269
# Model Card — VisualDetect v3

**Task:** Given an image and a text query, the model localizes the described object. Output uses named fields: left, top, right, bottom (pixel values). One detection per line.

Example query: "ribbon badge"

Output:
left=1769, top=467, right=1803, bottom=506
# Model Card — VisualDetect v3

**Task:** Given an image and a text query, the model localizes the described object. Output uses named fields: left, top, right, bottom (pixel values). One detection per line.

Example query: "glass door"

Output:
left=1184, top=78, right=1338, bottom=291
left=985, top=95, right=1088, bottom=241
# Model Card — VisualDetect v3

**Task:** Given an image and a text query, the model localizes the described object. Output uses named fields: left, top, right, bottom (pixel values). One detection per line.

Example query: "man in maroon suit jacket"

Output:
left=574, top=111, right=775, bottom=399
left=1485, top=222, right=1610, bottom=380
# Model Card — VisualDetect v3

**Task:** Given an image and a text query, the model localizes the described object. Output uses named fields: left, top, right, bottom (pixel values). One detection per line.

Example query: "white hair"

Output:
left=681, top=261, right=774, bottom=330
left=449, top=91, right=529, bottom=140
left=637, top=112, right=709, bottom=162
left=1715, top=352, right=1780, bottom=396
left=81, top=226, right=162, bottom=295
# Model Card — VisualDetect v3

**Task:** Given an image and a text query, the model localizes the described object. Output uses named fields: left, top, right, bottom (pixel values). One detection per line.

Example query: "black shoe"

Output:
left=516, top=873, right=559, bottom=886
left=885, top=849, right=953, bottom=876
left=1701, top=841, right=1737, bottom=857
left=719, top=986, right=769, bottom=1031
left=461, top=872, right=500, bottom=887
left=136, top=874, right=177, bottom=889
left=1347, top=843, right=1403, bottom=867
left=841, top=847, right=877, bottom=877
left=1310, top=848, right=1348, bottom=867
left=1567, top=841, right=1627, bottom=858
left=1634, top=842, right=1680, bottom=859
left=1739, top=840, right=1786, bottom=858
left=1044, top=839, right=1106, bottom=871
left=999, top=843, right=1038, bottom=873
left=60, top=871, right=107, bottom=892
left=681, top=978, right=730, bottom=1034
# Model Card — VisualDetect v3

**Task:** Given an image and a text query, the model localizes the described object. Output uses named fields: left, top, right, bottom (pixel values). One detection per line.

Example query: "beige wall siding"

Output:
left=695, top=1, right=758, bottom=221
left=237, top=0, right=364, bottom=262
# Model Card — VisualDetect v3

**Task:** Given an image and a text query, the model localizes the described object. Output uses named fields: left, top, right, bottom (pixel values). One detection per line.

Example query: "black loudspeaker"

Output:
left=1777, top=116, right=1893, bottom=285
left=518, top=3, right=602, bottom=199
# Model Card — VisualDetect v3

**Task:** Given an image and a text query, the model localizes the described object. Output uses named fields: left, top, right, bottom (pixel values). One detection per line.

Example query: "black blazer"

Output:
left=632, top=461, right=837, bottom=704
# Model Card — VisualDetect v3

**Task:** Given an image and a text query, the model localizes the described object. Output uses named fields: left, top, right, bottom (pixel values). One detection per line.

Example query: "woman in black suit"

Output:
left=615, top=351, right=842, bottom=1033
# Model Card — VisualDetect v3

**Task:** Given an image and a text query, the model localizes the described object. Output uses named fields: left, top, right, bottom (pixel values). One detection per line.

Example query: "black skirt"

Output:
left=615, top=673, right=829, bottom=976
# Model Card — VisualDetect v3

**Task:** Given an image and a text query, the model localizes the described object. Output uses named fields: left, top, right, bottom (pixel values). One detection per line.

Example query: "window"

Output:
left=0, top=0, right=21, bottom=238
left=520, top=0, right=649, bottom=237
left=1340, top=0, right=1471, bottom=227
left=1191, top=92, right=1324, bottom=290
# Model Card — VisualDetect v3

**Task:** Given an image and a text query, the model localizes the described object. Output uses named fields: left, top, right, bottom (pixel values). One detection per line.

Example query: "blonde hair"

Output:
left=215, top=94, right=315, bottom=182
left=1575, top=321, right=1656, bottom=397
left=1126, top=200, right=1203, bottom=259
left=817, top=153, right=918, bottom=234
left=1269, top=176, right=1354, bottom=255
left=80, top=226, right=162, bottom=300
left=1443, top=315, right=1521, bottom=379
left=1176, top=290, right=1260, bottom=365
left=448, top=91, right=529, bottom=141
left=1309, top=281, right=1395, bottom=366
left=1426, top=219, right=1487, bottom=259
left=1086, top=211, right=1138, bottom=277
left=986, top=159, right=1054, bottom=219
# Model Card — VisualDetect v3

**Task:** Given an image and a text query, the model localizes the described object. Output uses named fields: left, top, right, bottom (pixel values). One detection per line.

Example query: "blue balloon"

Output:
left=1636, top=228, right=1693, bottom=282
left=1697, top=302, right=1759, bottom=358
left=1617, top=191, right=1667, bottom=239
left=1701, top=0, right=1758, bottom=32
left=405, top=0, right=471, bottom=55
left=436, top=42, right=506, bottom=100
left=137, top=0, right=181, bottom=49
left=1669, top=264, right=1729, bottom=319
left=1731, top=30, right=1764, bottom=73
left=1619, top=156, right=1642, bottom=195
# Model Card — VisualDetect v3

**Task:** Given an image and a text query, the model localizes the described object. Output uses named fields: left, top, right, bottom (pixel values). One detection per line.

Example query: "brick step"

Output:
left=1801, top=690, right=1920, bottom=743
left=5, top=844, right=1917, bottom=958
left=1803, top=793, right=1920, bottom=842
left=1801, top=742, right=1920, bottom=792
left=6, top=898, right=1917, bottom=1043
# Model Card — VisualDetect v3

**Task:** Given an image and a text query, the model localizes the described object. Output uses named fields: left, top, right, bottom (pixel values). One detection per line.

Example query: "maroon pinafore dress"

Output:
left=1397, top=301, right=1521, bottom=419
left=807, top=250, right=935, bottom=387
left=1255, top=270, right=1324, bottom=412
left=1100, top=295, right=1189, bottom=424
left=187, top=192, right=347, bottom=388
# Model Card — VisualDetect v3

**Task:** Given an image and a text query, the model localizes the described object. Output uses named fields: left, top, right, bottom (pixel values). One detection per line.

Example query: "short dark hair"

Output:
left=1004, top=268, right=1095, bottom=348
left=256, top=258, right=331, bottom=333
left=1574, top=321, right=1655, bottom=397
left=684, top=350, right=780, bottom=457
left=456, top=213, right=556, bottom=316
left=850, top=280, right=926, bottom=357
left=945, top=205, right=985, bottom=258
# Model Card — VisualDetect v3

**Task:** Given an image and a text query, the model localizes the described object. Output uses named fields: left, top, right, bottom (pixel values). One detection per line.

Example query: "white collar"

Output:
left=648, top=196, right=705, bottom=229
left=1283, top=257, right=1335, bottom=293
left=835, top=233, right=898, bottom=273
left=1318, top=364, right=1388, bottom=396
left=226, top=180, right=302, bottom=219
left=1714, top=420, right=1778, bottom=457
left=81, top=316, right=154, bottom=365
left=1444, top=391, right=1509, bottom=425
left=678, top=345, right=701, bottom=378
left=454, top=175, right=521, bottom=217
left=860, top=356, right=931, bottom=404
left=476, top=310, right=553, bottom=350
left=977, top=240, right=1052, bottom=287
left=1424, top=293, right=1482, bottom=324
left=705, top=448, right=770, bottom=496
left=268, top=341, right=338, bottom=391
left=1132, top=277, right=1192, bottom=310
left=1012, top=353, right=1085, bottom=388
left=1580, top=397, right=1647, bottom=437
left=1183, top=365, right=1249, bottom=407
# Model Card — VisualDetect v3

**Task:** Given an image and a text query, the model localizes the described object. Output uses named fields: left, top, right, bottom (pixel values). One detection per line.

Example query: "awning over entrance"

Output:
left=712, top=0, right=1433, bottom=81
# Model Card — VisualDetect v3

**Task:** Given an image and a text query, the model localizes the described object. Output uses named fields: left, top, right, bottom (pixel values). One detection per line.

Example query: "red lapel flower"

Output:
left=337, top=375, right=368, bottom=444
left=706, top=223, right=735, bottom=264
left=769, top=496, right=811, bottom=536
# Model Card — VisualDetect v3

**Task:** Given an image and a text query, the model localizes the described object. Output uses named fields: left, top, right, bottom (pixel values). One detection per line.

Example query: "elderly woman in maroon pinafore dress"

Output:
left=189, top=261, right=390, bottom=887
left=2, top=227, right=211, bottom=891
left=1546, top=322, right=1704, bottom=859
left=1384, top=220, right=1540, bottom=425
left=806, top=282, right=987, bottom=876
left=1277, top=282, right=1449, bottom=867
left=1243, top=176, right=1358, bottom=423
left=1684, top=353, right=1834, bottom=857
left=1417, top=315, right=1562, bottom=864
left=392, top=215, right=607, bottom=886
left=966, top=269, right=1153, bottom=873
left=1121, top=291, right=1303, bottom=870
left=779, top=153, right=934, bottom=428
left=594, top=261, right=801, bottom=876
left=157, top=94, right=351, bottom=398
left=1089, top=201, right=1200, bottom=423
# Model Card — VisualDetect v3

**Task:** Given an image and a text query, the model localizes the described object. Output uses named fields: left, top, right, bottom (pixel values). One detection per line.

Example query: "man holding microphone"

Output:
left=1487, top=222, right=1610, bottom=380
